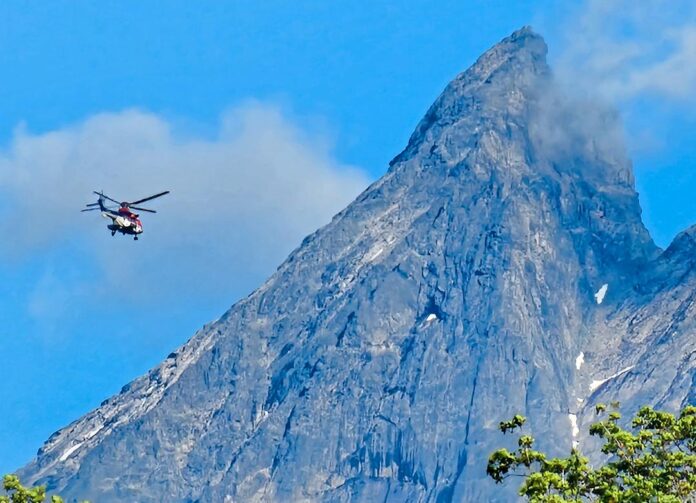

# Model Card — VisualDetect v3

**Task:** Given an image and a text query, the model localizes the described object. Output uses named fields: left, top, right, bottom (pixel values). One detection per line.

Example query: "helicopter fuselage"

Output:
left=103, top=212, right=143, bottom=236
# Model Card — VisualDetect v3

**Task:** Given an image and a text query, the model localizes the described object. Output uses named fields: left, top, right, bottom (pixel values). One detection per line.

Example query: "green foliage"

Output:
left=500, top=414, right=527, bottom=434
left=0, top=475, right=87, bottom=503
left=0, top=475, right=54, bottom=503
left=487, top=404, right=696, bottom=502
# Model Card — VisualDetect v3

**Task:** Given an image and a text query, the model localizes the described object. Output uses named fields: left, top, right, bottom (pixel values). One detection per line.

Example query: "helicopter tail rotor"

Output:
left=82, top=194, right=110, bottom=212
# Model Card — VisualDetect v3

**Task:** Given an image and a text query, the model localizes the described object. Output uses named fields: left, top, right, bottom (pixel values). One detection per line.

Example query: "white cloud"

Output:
left=528, top=79, right=629, bottom=170
left=0, top=103, right=371, bottom=303
left=554, top=0, right=696, bottom=103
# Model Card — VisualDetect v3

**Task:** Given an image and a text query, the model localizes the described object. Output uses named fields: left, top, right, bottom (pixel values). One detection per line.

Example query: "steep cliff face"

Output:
left=19, top=28, right=694, bottom=502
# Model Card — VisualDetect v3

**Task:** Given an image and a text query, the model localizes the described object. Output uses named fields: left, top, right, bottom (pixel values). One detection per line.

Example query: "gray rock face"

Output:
left=19, top=28, right=694, bottom=502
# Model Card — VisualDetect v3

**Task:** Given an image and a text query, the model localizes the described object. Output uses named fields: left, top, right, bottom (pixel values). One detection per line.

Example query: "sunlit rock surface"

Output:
left=19, top=28, right=694, bottom=502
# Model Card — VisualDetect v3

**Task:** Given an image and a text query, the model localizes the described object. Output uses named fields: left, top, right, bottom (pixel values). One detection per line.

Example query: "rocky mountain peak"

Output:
left=650, top=224, right=696, bottom=284
left=391, top=26, right=548, bottom=168
left=465, top=25, right=548, bottom=84
left=385, top=28, right=656, bottom=288
left=666, top=224, right=696, bottom=255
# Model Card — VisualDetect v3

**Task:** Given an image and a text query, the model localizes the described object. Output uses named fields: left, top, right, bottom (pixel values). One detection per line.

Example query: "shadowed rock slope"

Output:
left=20, top=28, right=694, bottom=502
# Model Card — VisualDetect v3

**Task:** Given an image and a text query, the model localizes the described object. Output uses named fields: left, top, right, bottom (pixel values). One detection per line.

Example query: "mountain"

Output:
left=19, top=28, right=695, bottom=502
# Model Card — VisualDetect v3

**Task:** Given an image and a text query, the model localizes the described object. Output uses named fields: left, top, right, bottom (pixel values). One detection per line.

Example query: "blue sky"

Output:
left=1, top=0, right=695, bottom=474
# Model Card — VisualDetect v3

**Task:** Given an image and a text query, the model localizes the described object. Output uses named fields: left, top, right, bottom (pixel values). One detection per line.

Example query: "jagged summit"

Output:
left=652, top=224, right=696, bottom=283
left=510, top=25, right=539, bottom=37
left=18, top=28, right=695, bottom=503
left=666, top=224, right=696, bottom=253
left=392, top=26, right=548, bottom=167
left=464, top=25, right=548, bottom=82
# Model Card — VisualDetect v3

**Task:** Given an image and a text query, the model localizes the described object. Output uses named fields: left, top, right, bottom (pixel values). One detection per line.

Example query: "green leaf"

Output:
left=487, top=405, right=696, bottom=501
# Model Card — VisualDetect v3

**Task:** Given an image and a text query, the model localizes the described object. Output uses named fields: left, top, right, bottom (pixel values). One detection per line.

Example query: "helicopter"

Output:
left=81, top=190, right=170, bottom=240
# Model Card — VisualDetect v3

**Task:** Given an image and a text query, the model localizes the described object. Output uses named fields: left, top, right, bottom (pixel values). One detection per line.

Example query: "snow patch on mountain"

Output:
left=575, top=352, right=585, bottom=370
left=594, top=284, right=609, bottom=304
left=58, top=443, right=82, bottom=463
left=568, top=413, right=579, bottom=449
left=590, top=366, right=634, bottom=392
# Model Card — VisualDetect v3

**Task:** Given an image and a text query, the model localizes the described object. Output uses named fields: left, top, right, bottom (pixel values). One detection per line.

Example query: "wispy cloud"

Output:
left=0, top=103, right=370, bottom=303
left=554, top=0, right=696, bottom=103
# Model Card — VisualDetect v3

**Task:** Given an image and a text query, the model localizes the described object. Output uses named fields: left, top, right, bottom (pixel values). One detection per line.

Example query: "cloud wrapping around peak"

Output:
left=0, top=103, right=371, bottom=303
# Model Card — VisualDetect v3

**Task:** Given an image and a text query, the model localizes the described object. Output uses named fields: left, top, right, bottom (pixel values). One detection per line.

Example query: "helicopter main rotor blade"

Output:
left=81, top=207, right=102, bottom=212
left=85, top=202, right=101, bottom=207
left=129, top=190, right=170, bottom=205
left=130, top=206, right=157, bottom=213
left=93, top=191, right=121, bottom=205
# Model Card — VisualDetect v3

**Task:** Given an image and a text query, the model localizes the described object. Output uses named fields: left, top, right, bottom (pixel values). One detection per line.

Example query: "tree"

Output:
left=487, top=405, right=696, bottom=502
left=0, top=475, right=85, bottom=503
